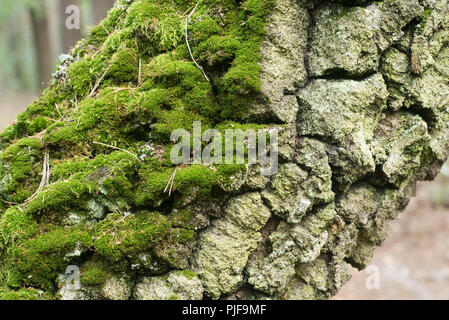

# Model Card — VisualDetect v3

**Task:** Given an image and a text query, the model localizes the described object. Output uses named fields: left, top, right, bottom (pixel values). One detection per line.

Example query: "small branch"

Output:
left=185, top=3, right=209, bottom=82
left=100, top=22, right=110, bottom=36
left=55, top=103, right=66, bottom=121
left=32, top=129, right=47, bottom=140
left=88, top=65, right=111, bottom=99
left=24, top=147, right=50, bottom=205
left=181, top=5, right=194, bottom=18
left=93, top=141, right=141, bottom=162
left=138, top=58, right=142, bottom=86
left=91, top=45, right=104, bottom=62
left=108, top=87, right=137, bottom=94
left=164, top=167, right=178, bottom=196
left=0, top=199, right=19, bottom=205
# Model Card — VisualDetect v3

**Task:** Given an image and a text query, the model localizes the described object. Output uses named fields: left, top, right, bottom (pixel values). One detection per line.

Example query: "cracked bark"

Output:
left=1, top=0, right=449, bottom=300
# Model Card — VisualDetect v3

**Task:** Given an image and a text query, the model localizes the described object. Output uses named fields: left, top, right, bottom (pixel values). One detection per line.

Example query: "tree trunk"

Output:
left=7, top=18, right=22, bottom=86
left=91, top=0, right=116, bottom=25
left=29, top=4, right=53, bottom=89
left=58, top=0, right=83, bottom=53
left=1, top=0, right=449, bottom=300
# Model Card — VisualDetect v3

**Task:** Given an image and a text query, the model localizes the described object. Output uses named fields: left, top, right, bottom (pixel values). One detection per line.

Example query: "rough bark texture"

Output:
left=0, top=0, right=449, bottom=300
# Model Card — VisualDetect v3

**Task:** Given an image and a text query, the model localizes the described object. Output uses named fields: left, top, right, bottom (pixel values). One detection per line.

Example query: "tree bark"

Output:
left=58, top=0, right=83, bottom=53
left=91, top=0, right=116, bottom=25
left=29, top=4, right=53, bottom=89
left=1, top=0, right=449, bottom=300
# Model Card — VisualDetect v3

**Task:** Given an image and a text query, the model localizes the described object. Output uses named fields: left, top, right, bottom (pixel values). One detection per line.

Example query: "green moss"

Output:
left=29, top=117, right=50, bottom=134
left=333, top=6, right=358, bottom=20
left=197, top=36, right=241, bottom=67
left=85, top=2, right=128, bottom=47
left=124, top=0, right=183, bottom=55
left=0, top=288, right=51, bottom=300
left=26, top=151, right=138, bottom=220
left=421, top=8, right=433, bottom=28
left=0, top=138, right=43, bottom=204
left=135, top=164, right=221, bottom=206
left=108, top=48, right=139, bottom=83
left=175, top=269, right=198, bottom=280
left=67, top=58, right=93, bottom=97
left=44, top=89, right=141, bottom=154
left=93, top=211, right=172, bottom=262
left=0, top=207, right=39, bottom=249
left=24, top=175, right=96, bottom=218
left=185, top=15, right=221, bottom=44
left=93, top=208, right=197, bottom=263
left=0, top=0, right=275, bottom=297
left=7, top=226, right=93, bottom=290
left=80, top=259, right=111, bottom=287
left=142, top=53, right=216, bottom=126
left=170, top=209, right=194, bottom=228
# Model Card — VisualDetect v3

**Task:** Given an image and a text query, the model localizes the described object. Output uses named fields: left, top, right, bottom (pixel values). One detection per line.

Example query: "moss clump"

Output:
left=93, top=211, right=194, bottom=262
left=43, top=89, right=151, bottom=157
left=420, top=8, right=433, bottom=28
left=0, top=0, right=275, bottom=299
left=197, top=36, right=241, bottom=67
left=0, top=83, right=72, bottom=145
left=0, top=138, right=43, bottom=204
left=108, top=48, right=139, bottom=83
left=124, top=0, right=184, bottom=55
left=0, top=288, right=50, bottom=300
left=26, top=151, right=138, bottom=221
left=176, top=269, right=198, bottom=280
left=67, top=58, right=93, bottom=97
left=135, top=164, right=219, bottom=206
left=7, top=226, right=93, bottom=290
left=80, top=259, right=112, bottom=287
left=0, top=207, right=39, bottom=249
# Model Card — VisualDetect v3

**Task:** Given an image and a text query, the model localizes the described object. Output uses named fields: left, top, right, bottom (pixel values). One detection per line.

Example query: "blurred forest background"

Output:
left=0, top=0, right=448, bottom=300
left=0, top=0, right=115, bottom=123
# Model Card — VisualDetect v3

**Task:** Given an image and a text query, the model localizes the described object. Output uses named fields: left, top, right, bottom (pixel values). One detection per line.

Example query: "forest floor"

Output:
left=1, top=93, right=449, bottom=300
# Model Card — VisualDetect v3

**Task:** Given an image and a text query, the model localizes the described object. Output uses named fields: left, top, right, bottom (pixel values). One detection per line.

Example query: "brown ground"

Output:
left=1, top=92, right=449, bottom=300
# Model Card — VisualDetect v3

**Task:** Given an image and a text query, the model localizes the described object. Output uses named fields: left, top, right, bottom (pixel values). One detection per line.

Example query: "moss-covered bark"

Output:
left=0, top=0, right=449, bottom=300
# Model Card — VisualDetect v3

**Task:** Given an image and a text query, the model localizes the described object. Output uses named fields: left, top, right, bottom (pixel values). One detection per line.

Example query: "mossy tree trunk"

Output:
left=0, top=0, right=449, bottom=300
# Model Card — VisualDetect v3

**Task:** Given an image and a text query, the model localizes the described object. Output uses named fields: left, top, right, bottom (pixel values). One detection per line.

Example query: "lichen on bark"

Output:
left=1, top=0, right=449, bottom=300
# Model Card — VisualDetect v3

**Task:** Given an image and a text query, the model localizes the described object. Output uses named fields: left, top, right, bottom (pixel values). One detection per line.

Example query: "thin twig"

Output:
left=100, top=22, right=110, bottom=36
left=115, top=214, right=128, bottom=224
left=110, top=87, right=137, bottom=94
left=55, top=103, right=66, bottom=121
left=138, top=58, right=142, bottom=86
left=164, top=167, right=178, bottom=196
left=0, top=199, right=19, bottom=205
left=185, top=3, right=209, bottom=82
left=181, top=5, right=194, bottom=18
left=91, top=47, right=103, bottom=61
left=24, top=147, right=50, bottom=205
left=33, top=129, right=47, bottom=140
left=88, top=65, right=111, bottom=99
left=93, top=141, right=141, bottom=162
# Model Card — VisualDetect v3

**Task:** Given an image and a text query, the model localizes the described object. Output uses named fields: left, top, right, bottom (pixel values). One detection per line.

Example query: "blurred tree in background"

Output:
left=0, top=0, right=115, bottom=96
